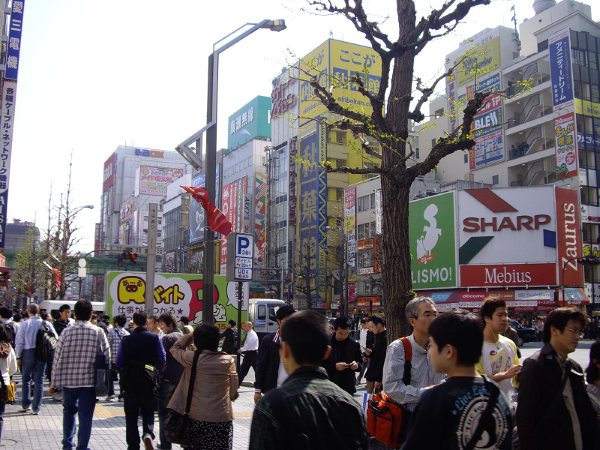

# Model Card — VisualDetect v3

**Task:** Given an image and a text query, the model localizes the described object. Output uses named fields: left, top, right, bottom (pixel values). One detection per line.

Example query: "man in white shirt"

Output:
left=238, top=321, right=259, bottom=386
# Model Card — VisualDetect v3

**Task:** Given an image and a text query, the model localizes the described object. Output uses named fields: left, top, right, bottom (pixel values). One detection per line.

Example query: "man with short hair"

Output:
left=53, top=304, right=73, bottom=336
left=117, top=312, right=166, bottom=450
left=365, top=315, right=387, bottom=393
left=0, top=306, right=16, bottom=348
left=50, top=300, right=110, bottom=450
left=517, top=307, right=600, bottom=450
left=15, top=303, right=57, bottom=414
left=249, top=310, right=368, bottom=449
left=238, top=322, right=259, bottom=386
left=356, top=317, right=373, bottom=385
left=325, top=316, right=362, bottom=394
left=476, top=298, right=521, bottom=408
left=221, top=319, right=237, bottom=354
left=383, top=297, right=443, bottom=413
left=107, top=314, right=129, bottom=401
left=401, top=311, right=513, bottom=449
left=254, top=305, right=296, bottom=405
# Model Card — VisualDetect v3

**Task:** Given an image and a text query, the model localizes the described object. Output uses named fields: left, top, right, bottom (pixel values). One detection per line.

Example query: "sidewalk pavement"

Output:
left=2, top=371, right=258, bottom=449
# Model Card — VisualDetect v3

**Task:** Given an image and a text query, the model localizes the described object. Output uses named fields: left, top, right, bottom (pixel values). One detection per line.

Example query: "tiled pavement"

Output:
left=1, top=371, right=258, bottom=449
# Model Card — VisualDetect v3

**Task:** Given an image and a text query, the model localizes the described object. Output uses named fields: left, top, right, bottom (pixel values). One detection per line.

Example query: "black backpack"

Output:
left=35, top=322, right=58, bottom=362
left=0, top=322, right=16, bottom=348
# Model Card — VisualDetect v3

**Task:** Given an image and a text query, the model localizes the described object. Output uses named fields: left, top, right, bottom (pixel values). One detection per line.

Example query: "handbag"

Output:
left=0, top=375, right=16, bottom=404
left=163, top=350, right=201, bottom=446
left=94, top=329, right=110, bottom=397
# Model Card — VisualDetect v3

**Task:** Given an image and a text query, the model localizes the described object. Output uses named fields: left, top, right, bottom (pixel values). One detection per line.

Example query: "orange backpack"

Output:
left=366, top=337, right=412, bottom=448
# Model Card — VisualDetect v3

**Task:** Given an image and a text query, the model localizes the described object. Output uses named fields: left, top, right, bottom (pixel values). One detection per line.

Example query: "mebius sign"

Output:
left=457, top=187, right=579, bottom=288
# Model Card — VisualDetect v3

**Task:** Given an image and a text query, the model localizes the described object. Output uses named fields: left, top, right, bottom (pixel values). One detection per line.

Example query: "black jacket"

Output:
left=324, top=335, right=362, bottom=394
left=117, top=327, right=166, bottom=396
left=517, top=343, right=600, bottom=450
left=365, top=330, right=387, bottom=383
left=221, top=327, right=237, bottom=354
left=254, top=331, right=281, bottom=393
left=249, top=366, right=369, bottom=450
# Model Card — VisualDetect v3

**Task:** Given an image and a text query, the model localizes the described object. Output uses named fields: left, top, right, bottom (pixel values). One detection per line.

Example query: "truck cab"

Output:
left=248, top=299, right=286, bottom=340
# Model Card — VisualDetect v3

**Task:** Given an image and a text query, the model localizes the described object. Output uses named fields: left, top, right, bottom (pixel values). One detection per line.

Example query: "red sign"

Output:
left=357, top=296, right=381, bottom=307
left=460, top=263, right=556, bottom=287
left=556, top=187, right=584, bottom=287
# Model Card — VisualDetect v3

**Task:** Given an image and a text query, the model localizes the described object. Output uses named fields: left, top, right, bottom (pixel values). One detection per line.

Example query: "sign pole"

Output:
left=236, top=280, right=243, bottom=373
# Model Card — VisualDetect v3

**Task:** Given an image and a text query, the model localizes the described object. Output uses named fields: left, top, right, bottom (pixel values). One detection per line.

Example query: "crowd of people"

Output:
left=0, top=299, right=599, bottom=449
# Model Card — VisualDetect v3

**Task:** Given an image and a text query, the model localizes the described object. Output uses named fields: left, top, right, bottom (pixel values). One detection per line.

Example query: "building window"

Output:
left=358, top=249, right=374, bottom=269
left=464, top=153, right=469, bottom=164
left=492, top=175, right=499, bottom=185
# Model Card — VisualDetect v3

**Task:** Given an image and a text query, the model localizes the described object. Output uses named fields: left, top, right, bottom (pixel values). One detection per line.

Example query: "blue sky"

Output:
left=7, top=0, right=598, bottom=251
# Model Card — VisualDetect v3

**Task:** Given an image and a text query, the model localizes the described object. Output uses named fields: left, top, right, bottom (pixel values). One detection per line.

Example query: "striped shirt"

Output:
left=107, top=326, right=129, bottom=364
left=51, top=321, right=110, bottom=389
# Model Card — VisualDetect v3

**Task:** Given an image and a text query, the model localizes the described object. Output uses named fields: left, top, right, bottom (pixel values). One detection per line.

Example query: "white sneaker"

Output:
left=106, top=395, right=115, bottom=401
left=143, top=433, right=154, bottom=450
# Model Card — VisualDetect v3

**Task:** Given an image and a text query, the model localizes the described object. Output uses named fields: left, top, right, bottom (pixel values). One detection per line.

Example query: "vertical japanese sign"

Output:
left=300, top=132, right=320, bottom=305
left=188, top=172, right=206, bottom=243
left=549, top=30, right=574, bottom=110
left=554, top=112, right=578, bottom=179
left=5, top=1, right=26, bottom=81
left=255, top=173, right=267, bottom=267
left=317, top=121, right=328, bottom=305
left=0, top=81, right=17, bottom=248
left=344, top=187, right=357, bottom=268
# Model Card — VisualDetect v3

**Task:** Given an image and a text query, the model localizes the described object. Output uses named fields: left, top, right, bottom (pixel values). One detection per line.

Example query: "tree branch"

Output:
left=325, top=164, right=388, bottom=175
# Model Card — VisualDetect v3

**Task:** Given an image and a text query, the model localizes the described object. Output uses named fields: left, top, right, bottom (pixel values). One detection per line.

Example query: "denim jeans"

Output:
left=157, top=381, right=177, bottom=449
left=124, top=396, right=155, bottom=449
left=62, top=387, right=97, bottom=450
left=21, top=348, right=46, bottom=412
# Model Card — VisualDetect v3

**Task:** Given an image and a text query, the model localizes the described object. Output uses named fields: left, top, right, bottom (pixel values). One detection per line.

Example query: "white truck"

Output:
left=248, top=298, right=286, bottom=339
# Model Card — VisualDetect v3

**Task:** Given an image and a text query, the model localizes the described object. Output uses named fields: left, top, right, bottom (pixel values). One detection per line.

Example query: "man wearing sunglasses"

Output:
left=517, top=307, right=600, bottom=450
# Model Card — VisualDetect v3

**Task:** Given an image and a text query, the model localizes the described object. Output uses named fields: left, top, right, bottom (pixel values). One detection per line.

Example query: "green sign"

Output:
left=409, top=192, right=457, bottom=289
left=105, top=271, right=248, bottom=331
left=227, top=96, right=272, bottom=150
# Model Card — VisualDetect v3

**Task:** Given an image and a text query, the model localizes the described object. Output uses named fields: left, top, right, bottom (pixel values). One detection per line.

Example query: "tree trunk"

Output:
left=381, top=176, right=413, bottom=341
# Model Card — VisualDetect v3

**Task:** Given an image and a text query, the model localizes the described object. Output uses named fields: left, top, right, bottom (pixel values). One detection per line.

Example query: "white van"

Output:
left=248, top=299, right=286, bottom=339
left=39, top=300, right=106, bottom=320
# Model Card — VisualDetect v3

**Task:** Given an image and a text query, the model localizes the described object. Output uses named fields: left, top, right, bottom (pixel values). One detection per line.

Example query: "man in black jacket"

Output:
left=117, top=311, right=166, bottom=450
left=221, top=319, right=237, bottom=354
left=249, top=310, right=368, bottom=449
left=517, top=307, right=600, bottom=450
left=365, top=315, right=387, bottom=393
left=325, top=317, right=362, bottom=394
left=253, top=305, right=295, bottom=405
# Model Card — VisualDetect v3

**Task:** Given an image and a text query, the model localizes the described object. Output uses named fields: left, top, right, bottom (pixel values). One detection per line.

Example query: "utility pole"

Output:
left=145, top=203, right=158, bottom=315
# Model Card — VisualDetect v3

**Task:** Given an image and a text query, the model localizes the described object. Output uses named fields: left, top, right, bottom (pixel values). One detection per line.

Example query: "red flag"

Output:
left=181, top=186, right=233, bottom=236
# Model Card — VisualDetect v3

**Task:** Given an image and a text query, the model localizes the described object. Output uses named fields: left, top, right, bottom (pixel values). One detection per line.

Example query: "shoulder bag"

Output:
left=164, top=350, right=201, bottom=446
left=0, top=373, right=16, bottom=404
left=366, top=336, right=412, bottom=448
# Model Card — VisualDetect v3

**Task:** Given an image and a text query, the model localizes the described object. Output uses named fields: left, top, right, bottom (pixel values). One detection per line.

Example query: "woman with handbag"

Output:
left=0, top=323, right=17, bottom=444
left=167, top=323, right=238, bottom=450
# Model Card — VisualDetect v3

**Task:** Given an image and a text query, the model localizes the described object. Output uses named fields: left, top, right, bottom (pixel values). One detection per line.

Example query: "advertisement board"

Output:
left=105, top=271, right=248, bottom=330
left=554, top=112, right=578, bottom=179
left=300, top=41, right=329, bottom=120
left=5, top=0, right=26, bottom=81
left=549, top=29, right=574, bottom=110
left=136, top=166, right=185, bottom=196
left=0, top=81, right=18, bottom=248
left=454, top=36, right=501, bottom=87
left=103, top=153, right=117, bottom=192
left=409, top=192, right=457, bottom=289
left=556, top=187, right=584, bottom=287
left=473, top=128, right=504, bottom=170
left=255, top=173, right=267, bottom=265
left=344, top=187, right=357, bottom=268
left=188, top=172, right=206, bottom=244
left=227, top=96, right=272, bottom=150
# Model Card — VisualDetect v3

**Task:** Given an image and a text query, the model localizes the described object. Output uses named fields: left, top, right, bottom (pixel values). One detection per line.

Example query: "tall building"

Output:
left=100, top=146, right=191, bottom=258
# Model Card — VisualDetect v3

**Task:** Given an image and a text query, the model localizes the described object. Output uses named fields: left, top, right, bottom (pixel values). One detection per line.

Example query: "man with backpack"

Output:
left=117, top=311, right=165, bottom=450
left=375, top=297, right=443, bottom=447
left=14, top=303, right=57, bottom=415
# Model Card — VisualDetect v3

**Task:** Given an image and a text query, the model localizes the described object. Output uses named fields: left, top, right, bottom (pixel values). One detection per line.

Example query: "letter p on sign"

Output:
left=235, top=233, right=254, bottom=258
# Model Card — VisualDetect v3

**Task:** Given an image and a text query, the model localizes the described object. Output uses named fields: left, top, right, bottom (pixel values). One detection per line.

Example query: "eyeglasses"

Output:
left=564, top=327, right=584, bottom=338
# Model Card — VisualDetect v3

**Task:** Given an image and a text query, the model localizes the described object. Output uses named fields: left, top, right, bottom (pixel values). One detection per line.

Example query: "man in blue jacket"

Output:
left=117, top=311, right=165, bottom=450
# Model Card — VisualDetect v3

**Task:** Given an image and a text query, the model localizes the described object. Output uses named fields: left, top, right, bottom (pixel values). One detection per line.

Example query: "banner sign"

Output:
left=0, top=81, right=18, bottom=248
left=556, top=187, right=584, bottom=287
left=5, top=1, right=26, bottom=80
left=549, top=29, right=574, bottom=110
left=554, top=112, right=578, bottom=179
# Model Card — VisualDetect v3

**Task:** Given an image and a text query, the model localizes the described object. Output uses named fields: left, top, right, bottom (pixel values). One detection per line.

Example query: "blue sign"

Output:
left=578, top=132, right=600, bottom=150
left=549, top=33, right=574, bottom=108
left=5, top=1, right=26, bottom=81
left=475, top=73, right=501, bottom=93
left=235, top=235, right=253, bottom=257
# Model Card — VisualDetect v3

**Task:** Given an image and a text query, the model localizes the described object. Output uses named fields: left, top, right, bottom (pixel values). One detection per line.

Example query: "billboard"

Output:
left=554, top=112, right=578, bottom=179
left=409, top=192, right=457, bottom=289
left=105, top=271, right=248, bottom=330
left=472, top=128, right=504, bottom=170
left=188, top=172, right=206, bottom=243
left=227, top=96, right=272, bottom=150
left=549, top=29, right=574, bottom=110
left=5, top=0, right=26, bottom=81
left=0, top=81, right=18, bottom=249
left=556, top=187, right=584, bottom=287
left=344, top=187, right=357, bottom=268
left=255, top=173, right=267, bottom=265
left=454, top=36, right=501, bottom=87
left=103, top=153, right=117, bottom=192
left=458, top=187, right=558, bottom=287
left=136, top=165, right=184, bottom=196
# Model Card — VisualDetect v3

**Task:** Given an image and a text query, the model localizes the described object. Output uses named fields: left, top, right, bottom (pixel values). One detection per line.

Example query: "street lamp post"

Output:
left=176, top=20, right=286, bottom=324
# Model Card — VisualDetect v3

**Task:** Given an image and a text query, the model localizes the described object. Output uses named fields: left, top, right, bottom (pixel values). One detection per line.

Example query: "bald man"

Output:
left=238, top=322, right=259, bottom=386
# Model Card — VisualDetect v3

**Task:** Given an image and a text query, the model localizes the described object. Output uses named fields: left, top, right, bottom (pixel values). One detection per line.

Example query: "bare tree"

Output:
left=305, top=0, right=493, bottom=339
left=12, top=227, right=45, bottom=302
